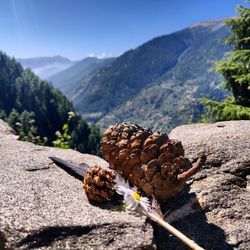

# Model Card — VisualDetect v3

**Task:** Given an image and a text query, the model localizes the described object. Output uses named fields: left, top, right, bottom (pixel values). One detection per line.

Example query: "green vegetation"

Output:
left=52, top=111, right=101, bottom=154
left=53, top=111, right=75, bottom=149
left=0, top=51, right=101, bottom=154
left=202, top=1, right=250, bottom=121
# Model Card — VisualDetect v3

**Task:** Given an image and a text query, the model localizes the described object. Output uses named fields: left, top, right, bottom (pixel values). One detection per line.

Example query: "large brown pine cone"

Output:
left=83, top=166, right=116, bottom=202
left=101, top=122, right=205, bottom=200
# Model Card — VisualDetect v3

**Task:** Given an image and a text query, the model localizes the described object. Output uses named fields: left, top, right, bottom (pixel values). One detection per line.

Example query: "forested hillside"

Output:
left=74, top=28, right=193, bottom=113
left=71, top=21, right=231, bottom=132
left=97, top=21, right=231, bottom=131
left=0, top=51, right=100, bottom=154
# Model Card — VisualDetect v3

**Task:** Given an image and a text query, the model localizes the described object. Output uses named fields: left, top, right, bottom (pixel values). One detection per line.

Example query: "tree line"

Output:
left=0, top=51, right=101, bottom=155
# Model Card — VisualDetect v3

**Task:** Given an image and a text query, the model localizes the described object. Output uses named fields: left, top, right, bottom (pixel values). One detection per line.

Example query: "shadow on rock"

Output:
left=88, top=193, right=125, bottom=211
left=152, top=187, right=234, bottom=250
left=15, top=224, right=108, bottom=249
left=0, top=231, right=6, bottom=250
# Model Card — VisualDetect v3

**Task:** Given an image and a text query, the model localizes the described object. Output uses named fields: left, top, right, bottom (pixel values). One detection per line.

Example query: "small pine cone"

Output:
left=101, top=122, right=206, bottom=200
left=83, top=166, right=116, bottom=203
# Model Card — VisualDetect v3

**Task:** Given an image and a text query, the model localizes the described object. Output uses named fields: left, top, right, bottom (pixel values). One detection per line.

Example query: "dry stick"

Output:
left=144, top=211, right=204, bottom=250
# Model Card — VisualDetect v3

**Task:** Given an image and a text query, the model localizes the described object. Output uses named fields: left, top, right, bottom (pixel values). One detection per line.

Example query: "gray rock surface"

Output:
left=161, top=120, right=250, bottom=250
left=0, top=120, right=153, bottom=249
left=1, top=119, right=250, bottom=250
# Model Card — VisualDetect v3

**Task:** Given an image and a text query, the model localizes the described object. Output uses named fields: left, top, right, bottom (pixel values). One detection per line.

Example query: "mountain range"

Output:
left=17, top=56, right=76, bottom=79
left=68, top=20, right=231, bottom=132
left=18, top=20, right=231, bottom=133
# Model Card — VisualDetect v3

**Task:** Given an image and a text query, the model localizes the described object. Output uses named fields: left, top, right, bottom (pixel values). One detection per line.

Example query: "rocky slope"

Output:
left=0, top=119, right=249, bottom=249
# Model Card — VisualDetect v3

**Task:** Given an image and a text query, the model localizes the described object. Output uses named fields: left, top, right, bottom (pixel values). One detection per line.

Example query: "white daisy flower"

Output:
left=116, top=185, right=151, bottom=212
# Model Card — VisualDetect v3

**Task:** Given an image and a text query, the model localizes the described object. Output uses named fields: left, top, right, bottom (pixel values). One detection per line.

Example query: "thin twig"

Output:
left=144, top=211, right=204, bottom=250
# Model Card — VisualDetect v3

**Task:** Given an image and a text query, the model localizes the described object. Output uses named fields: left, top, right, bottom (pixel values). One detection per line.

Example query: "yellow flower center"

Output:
left=132, top=192, right=141, bottom=201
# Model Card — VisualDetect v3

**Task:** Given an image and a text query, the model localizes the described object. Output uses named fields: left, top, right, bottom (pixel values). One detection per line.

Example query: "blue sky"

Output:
left=0, top=0, right=246, bottom=60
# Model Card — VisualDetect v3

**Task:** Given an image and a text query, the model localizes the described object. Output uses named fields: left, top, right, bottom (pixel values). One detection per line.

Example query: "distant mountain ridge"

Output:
left=17, top=56, right=76, bottom=79
left=48, top=57, right=115, bottom=96
left=69, top=20, right=231, bottom=132
left=188, top=19, right=225, bottom=28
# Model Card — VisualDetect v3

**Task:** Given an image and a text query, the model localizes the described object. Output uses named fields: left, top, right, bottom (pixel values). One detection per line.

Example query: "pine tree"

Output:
left=202, top=1, right=250, bottom=121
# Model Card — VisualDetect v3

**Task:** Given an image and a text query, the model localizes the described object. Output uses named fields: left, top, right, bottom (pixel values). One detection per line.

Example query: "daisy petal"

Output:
left=116, top=185, right=130, bottom=195
left=115, top=184, right=151, bottom=212
left=139, top=197, right=151, bottom=212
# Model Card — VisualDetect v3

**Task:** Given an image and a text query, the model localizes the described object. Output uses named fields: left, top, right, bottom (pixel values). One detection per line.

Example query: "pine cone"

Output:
left=101, top=122, right=205, bottom=200
left=83, top=166, right=116, bottom=202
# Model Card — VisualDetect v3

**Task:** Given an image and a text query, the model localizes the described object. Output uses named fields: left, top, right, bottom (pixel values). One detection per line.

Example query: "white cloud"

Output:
left=88, top=52, right=113, bottom=59
left=97, top=52, right=113, bottom=59
left=88, top=53, right=95, bottom=58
